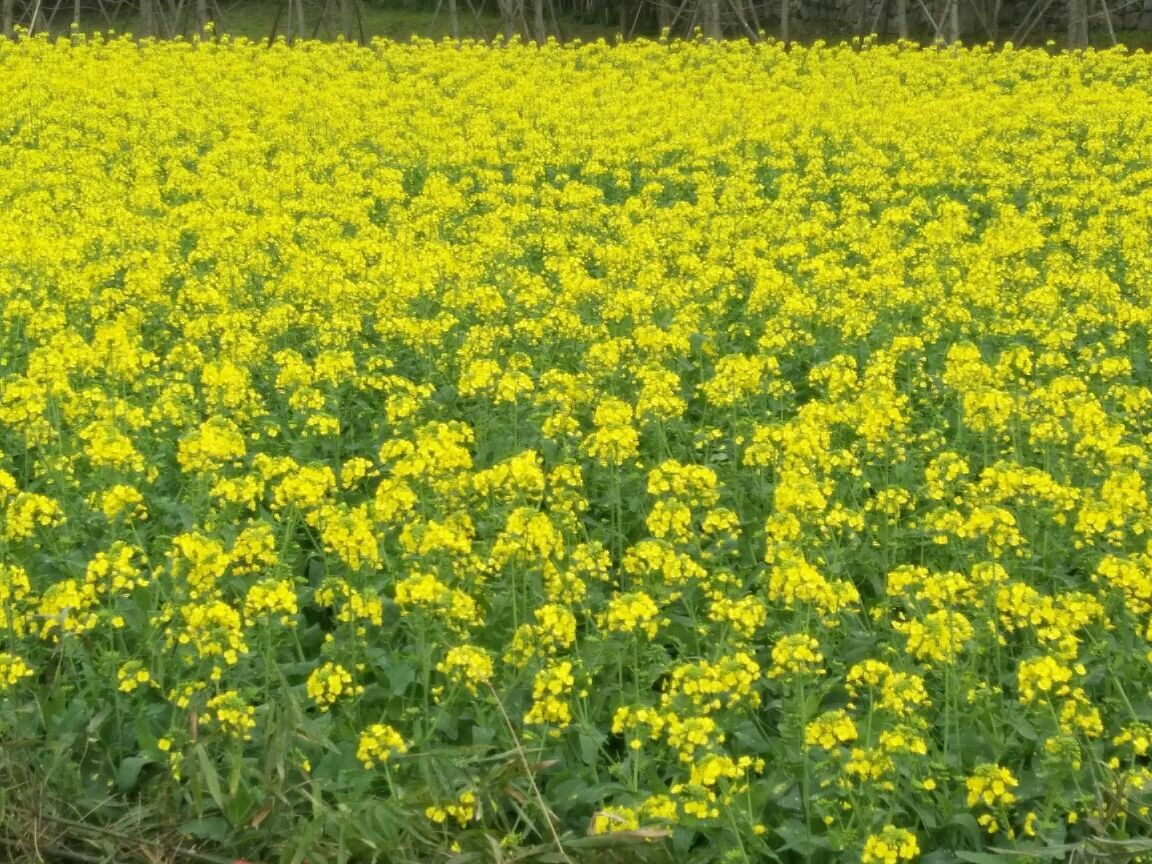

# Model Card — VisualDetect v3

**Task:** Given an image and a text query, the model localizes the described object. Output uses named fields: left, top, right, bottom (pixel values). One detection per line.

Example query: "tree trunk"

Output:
left=874, top=0, right=890, bottom=37
left=497, top=0, right=516, bottom=38
left=931, top=0, right=945, bottom=37
left=159, top=0, right=178, bottom=37
left=3, top=0, right=15, bottom=36
left=896, top=0, right=907, bottom=35
left=705, top=0, right=722, bottom=36
left=1067, top=0, right=1087, bottom=45
left=533, top=0, right=545, bottom=41
left=747, top=0, right=761, bottom=34
left=339, top=0, right=352, bottom=38
left=781, top=0, right=789, bottom=44
left=1098, top=0, right=1115, bottom=43
left=140, top=0, right=154, bottom=35
left=948, top=0, right=959, bottom=39
left=448, top=0, right=459, bottom=38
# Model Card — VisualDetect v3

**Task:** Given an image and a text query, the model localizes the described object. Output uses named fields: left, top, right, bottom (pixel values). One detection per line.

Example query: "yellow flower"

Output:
left=768, top=633, right=825, bottom=681
left=176, top=416, right=247, bottom=474
left=966, top=764, right=1019, bottom=810
left=804, top=709, right=858, bottom=751
left=581, top=399, right=640, bottom=466
left=0, top=652, right=35, bottom=690
left=862, top=826, right=920, bottom=864
left=243, top=578, right=299, bottom=627
left=601, top=591, right=662, bottom=639
left=1017, top=655, right=1076, bottom=704
left=306, top=662, right=363, bottom=711
left=590, top=807, right=640, bottom=835
left=356, top=724, right=408, bottom=769
left=437, top=645, right=494, bottom=695
left=523, top=661, right=576, bottom=728
left=116, top=660, right=152, bottom=693
left=204, top=691, right=257, bottom=740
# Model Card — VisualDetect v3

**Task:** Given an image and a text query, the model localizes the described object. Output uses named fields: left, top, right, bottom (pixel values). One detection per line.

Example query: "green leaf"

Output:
left=179, top=816, right=231, bottom=843
left=116, top=755, right=150, bottom=794
left=224, top=781, right=259, bottom=827
left=386, top=660, right=416, bottom=696
left=1009, top=714, right=1037, bottom=742
left=998, top=845, right=1074, bottom=861
left=306, top=556, right=325, bottom=585
left=578, top=728, right=606, bottom=766
left=910, top=800, right=939, bottom=831
left=193, top=743, right=227, bottom=813
left=732, top=720, right=771, bottom=751
left=919, top=852, right=960, bottom=864
left=774, top=819, right=828, bottom=854
left=950, top=812, right=982, bottom=836
left=956, top=852, right=1013, bottom=863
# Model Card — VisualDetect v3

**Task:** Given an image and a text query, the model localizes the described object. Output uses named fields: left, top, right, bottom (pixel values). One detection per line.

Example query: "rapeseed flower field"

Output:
left=3, top=32, right=1152, bottom=864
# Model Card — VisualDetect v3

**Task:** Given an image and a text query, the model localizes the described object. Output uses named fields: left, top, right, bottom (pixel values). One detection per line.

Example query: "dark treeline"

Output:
left=2, top=0, right=1146, bottom=61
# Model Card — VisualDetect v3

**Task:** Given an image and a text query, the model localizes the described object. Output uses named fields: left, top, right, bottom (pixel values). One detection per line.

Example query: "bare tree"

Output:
left=1067, top=0, right=1087, bottom=44
left=343, top=0, right=354, bottom=36
left=495, top=0, right=528, bottom=38
left=725, top=0, right=757, bottom=37
left=871, top=0, right=890, bottom=36
left=140, top=0, right=155, bottom=34
left=5, top=0, right=1136, bottom=51
left=269, top=0, right=307, bottom=42
left=1097, top=0, right=1116, bottom=43
left=703, top=0, right=721, bottom=36
left=533, top=0, right=545, bottom=42
left=448, top=0, right=459, bottom=38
